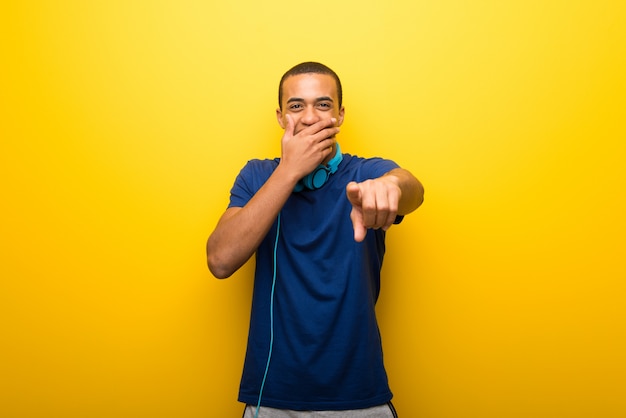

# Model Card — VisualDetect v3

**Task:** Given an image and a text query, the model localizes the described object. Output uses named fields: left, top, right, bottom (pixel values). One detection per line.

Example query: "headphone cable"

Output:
left=254, top=212, right=281, bottom=418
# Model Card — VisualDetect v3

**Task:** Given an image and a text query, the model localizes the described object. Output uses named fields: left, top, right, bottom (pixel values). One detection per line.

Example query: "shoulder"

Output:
left=229, top=158, right=280, bottom=206
left=235, top=158, right=280, bottom=181
left=240, top=157, right=280, bottom=172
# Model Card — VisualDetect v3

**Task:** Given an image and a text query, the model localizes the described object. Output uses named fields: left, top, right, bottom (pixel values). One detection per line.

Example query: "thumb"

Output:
left=345, top=181, right=362, bottom=206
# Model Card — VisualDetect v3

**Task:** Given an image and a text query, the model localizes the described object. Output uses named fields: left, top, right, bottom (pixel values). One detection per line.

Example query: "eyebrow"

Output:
left=286, top=96, right=334, bottom=104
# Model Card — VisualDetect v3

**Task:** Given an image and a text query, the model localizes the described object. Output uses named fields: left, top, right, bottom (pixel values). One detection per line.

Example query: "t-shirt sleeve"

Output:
left=228, top=159, right=277, bottom=209
left=356, top=157, right=400, bottom=181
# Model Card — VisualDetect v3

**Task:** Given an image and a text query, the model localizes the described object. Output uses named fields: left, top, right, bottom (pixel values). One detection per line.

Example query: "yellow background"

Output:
left=1, top=1, right=624, bottom=417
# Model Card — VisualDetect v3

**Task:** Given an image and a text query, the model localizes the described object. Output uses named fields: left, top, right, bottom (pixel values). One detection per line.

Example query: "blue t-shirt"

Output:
left=229, top=153, right=401, bottom=411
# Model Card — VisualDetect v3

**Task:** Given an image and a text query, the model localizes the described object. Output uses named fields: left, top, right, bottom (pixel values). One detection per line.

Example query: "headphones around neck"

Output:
left=294, top=143, right=343, bottom=192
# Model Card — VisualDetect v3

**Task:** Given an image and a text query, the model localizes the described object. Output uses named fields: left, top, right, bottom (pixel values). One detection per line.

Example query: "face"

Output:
left=276, top=73, right=345, bottom=135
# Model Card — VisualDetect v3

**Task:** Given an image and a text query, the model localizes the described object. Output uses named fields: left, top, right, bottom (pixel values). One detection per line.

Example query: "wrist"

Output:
left=274, top=162, right=302, bottom=189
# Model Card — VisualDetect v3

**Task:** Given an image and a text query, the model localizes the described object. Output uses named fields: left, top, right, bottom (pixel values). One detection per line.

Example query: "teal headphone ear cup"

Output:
left=302, top=166, right=330, bottom=190
left=294, top=143, right=343, bottom=192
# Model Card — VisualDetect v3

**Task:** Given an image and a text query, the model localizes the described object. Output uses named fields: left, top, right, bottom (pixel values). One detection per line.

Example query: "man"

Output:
left=207, top=62, right=424, bottom=417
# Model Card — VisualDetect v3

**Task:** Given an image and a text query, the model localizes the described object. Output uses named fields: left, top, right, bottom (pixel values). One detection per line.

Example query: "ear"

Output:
left=276, top=108, right=286, bottom=129
left=337, top=106, right=345, bottom=127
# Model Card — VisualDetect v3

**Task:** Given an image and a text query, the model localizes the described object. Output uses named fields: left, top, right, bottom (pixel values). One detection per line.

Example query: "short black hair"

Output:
left=278, top=62, right=343, bottom=110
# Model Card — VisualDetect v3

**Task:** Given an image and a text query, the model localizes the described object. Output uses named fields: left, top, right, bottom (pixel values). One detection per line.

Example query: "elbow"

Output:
left=209, top=265, right=234, bottom=280
left=208, top=261, right=234, bottom=279
left=414, top=179, right=425, bottom=209
left=206, top=240, right=235, bottom=279
left=207, top=255, right=235, bottom=279
left=399, top=173, right=425, bottom=215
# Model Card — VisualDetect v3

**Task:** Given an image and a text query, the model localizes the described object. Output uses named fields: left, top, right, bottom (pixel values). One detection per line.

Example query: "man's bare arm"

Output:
left=206, top=164, right=296, bottom=279
left=206, top=116, right=338, bottom=278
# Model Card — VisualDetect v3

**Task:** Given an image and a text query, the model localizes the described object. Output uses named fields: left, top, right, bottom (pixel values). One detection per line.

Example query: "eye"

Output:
left=289, top=103, right=303, bottom=111
left=317, top=102, right=332, bottom=110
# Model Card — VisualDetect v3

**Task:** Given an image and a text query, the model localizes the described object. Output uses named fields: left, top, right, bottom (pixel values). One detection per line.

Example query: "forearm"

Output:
left=383, top=168, right=424, bottom=215
left=206, top=165, right=298, bottom=279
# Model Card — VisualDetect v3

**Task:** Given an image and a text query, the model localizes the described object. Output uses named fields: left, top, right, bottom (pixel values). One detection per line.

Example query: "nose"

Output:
left=300, top=106, right=321, bottom=126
